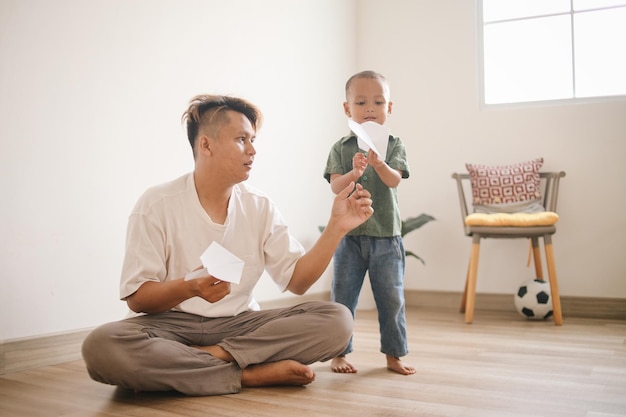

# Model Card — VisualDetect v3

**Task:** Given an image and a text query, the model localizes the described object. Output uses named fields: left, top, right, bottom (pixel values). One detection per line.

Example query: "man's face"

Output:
left=210, top=110, right=257, bottom=184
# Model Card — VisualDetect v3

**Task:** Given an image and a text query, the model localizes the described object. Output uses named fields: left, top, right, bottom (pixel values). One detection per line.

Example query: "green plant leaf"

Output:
left=401, top=214, right=435, bottom=237
left=405, top=250, right=425, bottom=265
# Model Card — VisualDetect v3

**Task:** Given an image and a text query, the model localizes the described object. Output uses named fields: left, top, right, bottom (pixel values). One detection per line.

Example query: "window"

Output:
left=480, top=0, right=626, bottom=105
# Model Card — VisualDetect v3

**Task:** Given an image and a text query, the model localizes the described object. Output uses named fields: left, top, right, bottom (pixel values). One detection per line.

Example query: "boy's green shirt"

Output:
left=324, top=134, right=410, bottom=237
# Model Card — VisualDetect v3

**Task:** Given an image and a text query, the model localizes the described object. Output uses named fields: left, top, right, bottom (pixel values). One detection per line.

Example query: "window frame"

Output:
left=478, top=0, right=626, bottom=108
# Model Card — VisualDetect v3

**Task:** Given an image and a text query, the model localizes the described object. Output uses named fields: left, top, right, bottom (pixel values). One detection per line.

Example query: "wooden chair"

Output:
left=452, top=171, right=566, bottom=325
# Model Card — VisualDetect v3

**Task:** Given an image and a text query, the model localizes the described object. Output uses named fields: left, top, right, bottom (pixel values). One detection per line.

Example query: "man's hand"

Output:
left=286, top=182, right=373, bottom=295
left=329, top=182, right=374, bottom=234
left=126, top=271, right=231, bottom=314
left=192, top=275, right=231, bottom=304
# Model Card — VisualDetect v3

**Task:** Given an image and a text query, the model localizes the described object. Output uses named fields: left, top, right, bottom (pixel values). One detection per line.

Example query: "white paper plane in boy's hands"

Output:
left=348, top=119, right=389, bottom=159
left=184, top=241, right=244, bottom=284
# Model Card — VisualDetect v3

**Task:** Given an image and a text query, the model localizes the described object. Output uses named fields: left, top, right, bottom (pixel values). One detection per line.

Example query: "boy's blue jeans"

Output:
left=331, top=235, right=408, bottom=358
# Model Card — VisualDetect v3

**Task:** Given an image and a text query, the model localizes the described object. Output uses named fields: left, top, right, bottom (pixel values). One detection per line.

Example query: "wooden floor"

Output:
left=1, top=306, right=626, bottom=417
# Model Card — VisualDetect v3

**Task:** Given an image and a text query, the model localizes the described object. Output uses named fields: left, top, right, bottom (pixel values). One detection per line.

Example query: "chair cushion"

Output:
left=466, top=158, right=544, bottom=213
left=465, top=211, right=559, bottom=226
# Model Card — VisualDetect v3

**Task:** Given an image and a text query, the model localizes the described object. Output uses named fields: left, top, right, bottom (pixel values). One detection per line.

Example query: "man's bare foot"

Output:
left=331, top=356, right=357, bottom=373
left=386, top=355, right=416, bottom=375
left=241, top=360, right=315, bottom=387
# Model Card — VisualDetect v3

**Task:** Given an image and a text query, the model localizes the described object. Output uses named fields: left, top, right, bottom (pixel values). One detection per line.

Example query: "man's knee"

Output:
left=313, top=301, right=353, bottom=343
left=331, top=302, right=353, bottom=333
left=82, top=321, right=130, bottom=376
left=83, top=322, right=114, bottom=355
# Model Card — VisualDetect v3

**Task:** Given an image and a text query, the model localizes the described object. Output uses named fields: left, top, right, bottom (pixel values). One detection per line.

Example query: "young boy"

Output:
left=323, top=71, right=414, bottom=375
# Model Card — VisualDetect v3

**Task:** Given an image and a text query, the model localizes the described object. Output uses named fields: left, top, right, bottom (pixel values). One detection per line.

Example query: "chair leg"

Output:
left=465, top=236, right=481, bottom=324
left=531, top=237, right=544, bottom=280
left=544, top=235, right=563, bottom=326
left=460, top=260, right=470, bottom=313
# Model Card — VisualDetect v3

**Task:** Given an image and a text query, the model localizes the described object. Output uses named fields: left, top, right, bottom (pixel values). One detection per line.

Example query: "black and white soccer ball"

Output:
left=514, top=279, right=553, bottom=320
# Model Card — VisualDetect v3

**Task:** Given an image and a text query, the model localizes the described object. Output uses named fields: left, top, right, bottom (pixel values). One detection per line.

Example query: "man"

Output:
left=82, top=95, right=374, bottom=396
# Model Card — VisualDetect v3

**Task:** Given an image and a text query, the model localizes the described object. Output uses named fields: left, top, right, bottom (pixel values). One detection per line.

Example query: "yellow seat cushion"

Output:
left=465, top=211, right=559, bottom=227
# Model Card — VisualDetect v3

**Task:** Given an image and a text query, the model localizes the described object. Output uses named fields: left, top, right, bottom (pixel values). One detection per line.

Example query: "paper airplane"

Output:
left=184, top=241, right=244, bottom=284
left=348, top=119, right=389, bottom=158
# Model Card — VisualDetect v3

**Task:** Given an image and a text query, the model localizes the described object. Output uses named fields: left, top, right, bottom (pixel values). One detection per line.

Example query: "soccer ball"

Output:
left=514, top=279, right=553, bottom=320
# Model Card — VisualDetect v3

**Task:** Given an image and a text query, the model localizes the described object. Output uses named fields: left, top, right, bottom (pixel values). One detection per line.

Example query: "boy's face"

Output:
left=343, top=77, right=392, bottom=125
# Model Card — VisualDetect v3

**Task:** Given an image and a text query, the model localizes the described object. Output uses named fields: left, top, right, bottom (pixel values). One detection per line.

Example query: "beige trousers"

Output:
left=82, top=301, right=352, bottom=396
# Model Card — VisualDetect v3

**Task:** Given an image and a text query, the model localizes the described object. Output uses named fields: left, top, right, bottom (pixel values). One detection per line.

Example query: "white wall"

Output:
left=357, top=0, right=626, bottom=298
left=2, top=0, right=625, bottom=341
left=0, top=0, right=356, bottom=340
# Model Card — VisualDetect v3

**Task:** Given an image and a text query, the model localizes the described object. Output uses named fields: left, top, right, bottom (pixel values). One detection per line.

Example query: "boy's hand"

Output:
left=366, top=150, right=384, bottom=169
left=351, top=152, right=368, bottom=179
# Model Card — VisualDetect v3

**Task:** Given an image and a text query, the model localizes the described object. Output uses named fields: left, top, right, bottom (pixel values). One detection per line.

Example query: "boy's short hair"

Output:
left=345, top=70, right=390, bottom=99
left=182, top=95, right=263, bottom=156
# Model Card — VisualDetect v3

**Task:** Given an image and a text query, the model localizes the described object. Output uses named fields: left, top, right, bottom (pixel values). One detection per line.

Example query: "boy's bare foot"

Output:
left=386, top=355, right=416, bottom=375
left=331, top=356, right=357, bottom=373
left=242, top=360, right=315, bottom=387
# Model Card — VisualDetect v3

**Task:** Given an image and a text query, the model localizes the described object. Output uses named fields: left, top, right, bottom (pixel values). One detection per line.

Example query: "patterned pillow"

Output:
left=465, top=158, right=544, bottom=213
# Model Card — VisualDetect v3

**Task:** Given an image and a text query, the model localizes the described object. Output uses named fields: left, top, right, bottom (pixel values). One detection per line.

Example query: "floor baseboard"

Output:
left=404, top=290, right=626, bottom=321
left=2, top=290, right=624, bottom=375
left=1, top=329, right=92, bottom=376
left=264, top=290, right=626, bottom=321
